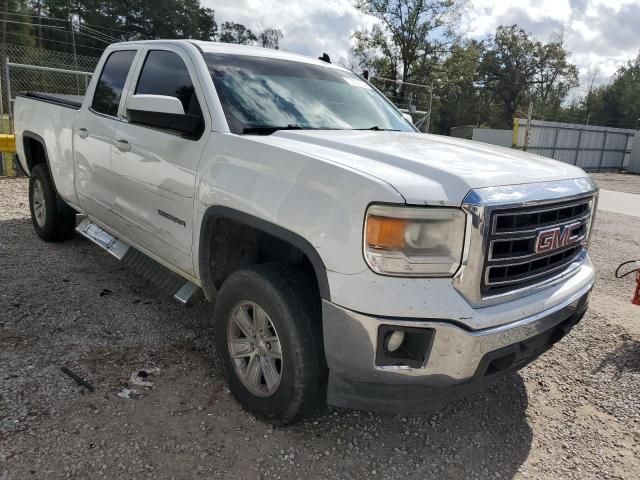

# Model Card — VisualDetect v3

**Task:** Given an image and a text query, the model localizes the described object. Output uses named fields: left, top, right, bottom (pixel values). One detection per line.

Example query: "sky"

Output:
left=204, top=0, right=640, bottom=89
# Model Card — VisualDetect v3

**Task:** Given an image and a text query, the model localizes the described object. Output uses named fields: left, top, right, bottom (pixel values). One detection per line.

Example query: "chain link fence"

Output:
left=1, top=44, right=99, bottom=175
left=1, top=43, right=99, bottom=114
left=369, top=76, right=433, bottom=131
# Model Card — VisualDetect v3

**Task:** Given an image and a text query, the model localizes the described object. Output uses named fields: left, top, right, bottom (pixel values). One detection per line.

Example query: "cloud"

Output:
left=462, top=0, right=640, bottom=85
left=202, top=0, right=377, bottom=64
left=204, top=0, right=640, bottom=88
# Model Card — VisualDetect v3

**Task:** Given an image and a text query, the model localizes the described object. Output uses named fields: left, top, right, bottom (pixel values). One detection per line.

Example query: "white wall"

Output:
left=471, top=128, right=512, bottom=148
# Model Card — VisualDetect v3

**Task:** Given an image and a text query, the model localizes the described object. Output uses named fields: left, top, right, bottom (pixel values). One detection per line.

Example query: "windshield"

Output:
left=203, top=53, right=414, bottom=134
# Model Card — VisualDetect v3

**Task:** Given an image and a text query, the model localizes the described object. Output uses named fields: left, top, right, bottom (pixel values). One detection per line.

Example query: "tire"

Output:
left=29, top=164, right=76, bottom=242
left=214, top=263, right=327, bottom=425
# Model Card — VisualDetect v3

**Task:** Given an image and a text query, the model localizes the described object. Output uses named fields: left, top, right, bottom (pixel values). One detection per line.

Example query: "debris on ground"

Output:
left=116, top=388, right=139, bottom=399
left=60, top=366, right=95, bottom=392
left=129, top=368, right=161, bottom=387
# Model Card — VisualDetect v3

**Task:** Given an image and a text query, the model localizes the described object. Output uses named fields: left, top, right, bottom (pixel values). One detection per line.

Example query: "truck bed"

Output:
left=18, top=92, right=84, bottom=109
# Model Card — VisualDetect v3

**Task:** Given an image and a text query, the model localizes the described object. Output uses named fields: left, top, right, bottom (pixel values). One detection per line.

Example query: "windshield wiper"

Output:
left=242, top=124, right=305, bottom=135
left=355, top=126, right=402, bottom=131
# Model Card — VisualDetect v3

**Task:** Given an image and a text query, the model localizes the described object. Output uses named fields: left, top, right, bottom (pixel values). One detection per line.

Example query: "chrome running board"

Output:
left=76, top=218, right=202, bottom=305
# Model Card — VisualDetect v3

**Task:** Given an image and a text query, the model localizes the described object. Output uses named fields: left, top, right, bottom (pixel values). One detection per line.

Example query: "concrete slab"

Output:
left=598, top=189, right=640, bottom=217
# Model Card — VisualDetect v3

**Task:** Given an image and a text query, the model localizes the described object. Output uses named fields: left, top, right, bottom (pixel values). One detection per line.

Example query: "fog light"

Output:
left=385, top=331, right=405, bottom=352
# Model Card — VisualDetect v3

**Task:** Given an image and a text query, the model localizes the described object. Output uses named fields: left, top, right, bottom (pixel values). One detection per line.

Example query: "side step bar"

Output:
left=76, top=218, right=202, bottom=306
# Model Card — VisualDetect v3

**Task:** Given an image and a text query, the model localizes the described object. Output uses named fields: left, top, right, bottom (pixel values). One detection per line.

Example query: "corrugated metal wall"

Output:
left=514, top=119, right=636, bottom=170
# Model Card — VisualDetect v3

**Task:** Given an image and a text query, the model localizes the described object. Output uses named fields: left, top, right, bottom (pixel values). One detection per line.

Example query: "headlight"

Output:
left=364, top=204, right=466, bottom=276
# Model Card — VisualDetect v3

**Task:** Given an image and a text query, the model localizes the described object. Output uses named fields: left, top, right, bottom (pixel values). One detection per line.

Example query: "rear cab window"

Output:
left=91, top=50, right=137, bottom=117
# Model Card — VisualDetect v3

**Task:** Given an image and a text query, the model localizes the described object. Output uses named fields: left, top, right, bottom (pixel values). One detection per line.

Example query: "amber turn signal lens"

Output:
left=366, top=215, right=407, bottom=250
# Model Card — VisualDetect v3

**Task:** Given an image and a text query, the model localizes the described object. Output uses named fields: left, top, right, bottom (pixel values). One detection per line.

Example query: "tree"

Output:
left=435, top=40, right=484, bottom=133
left=480, top=25, right=578, bottom=127
left=588, top=53, right=640, bottom=129
left=259, top=27, right=282, bottom=49
left=219, top=21, right=256, bottom=45
left=352, top=0, right=464, bottom=83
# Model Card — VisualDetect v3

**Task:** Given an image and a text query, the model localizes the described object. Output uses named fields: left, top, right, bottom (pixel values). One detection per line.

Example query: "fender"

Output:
left=198, top=205, right=331, bottom=301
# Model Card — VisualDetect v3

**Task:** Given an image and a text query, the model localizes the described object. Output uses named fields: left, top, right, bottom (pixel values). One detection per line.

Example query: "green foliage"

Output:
left=573, top=54, right=640, bottom=129
left=219, top=21, right=257, bottom=45
left=480, top=25, right=578, bottom=127
left=353, top=0, right=463, bottom=83
left=3, top=1, right=279, bottom=56
left=259, top=28, right=283, bottom=50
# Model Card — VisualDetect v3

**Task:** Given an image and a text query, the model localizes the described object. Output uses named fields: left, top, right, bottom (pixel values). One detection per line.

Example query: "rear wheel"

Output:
left=214, top=263, right=327, bottom=425
left=29, top=164, right=76, bottom=242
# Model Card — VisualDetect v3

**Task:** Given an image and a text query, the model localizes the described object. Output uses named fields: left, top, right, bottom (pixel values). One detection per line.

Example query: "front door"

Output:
left=109, top=47, right=209, bottom=276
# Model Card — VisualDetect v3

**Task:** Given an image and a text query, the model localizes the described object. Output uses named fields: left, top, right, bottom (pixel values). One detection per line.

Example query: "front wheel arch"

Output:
left=198, top=206, right=331, bottom=303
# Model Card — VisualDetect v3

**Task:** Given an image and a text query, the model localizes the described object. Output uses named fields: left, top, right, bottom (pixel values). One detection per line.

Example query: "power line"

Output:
left=3, top=31, right=105, bottom=52
left=80, top=24, right=120, bottom=42
left=0, top=18, right=66, bottom=30
left=76, top=29, right=113, bottom=45
left=0, top=10, right=137, bottom=37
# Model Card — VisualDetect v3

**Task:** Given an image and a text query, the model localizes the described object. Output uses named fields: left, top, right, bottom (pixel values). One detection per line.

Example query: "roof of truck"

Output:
left=111, top=39, right=346, bottom=70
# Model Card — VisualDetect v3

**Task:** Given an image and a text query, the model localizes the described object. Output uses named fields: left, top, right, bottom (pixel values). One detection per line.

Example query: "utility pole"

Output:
left=36, top=0, right=43, bottom=49
left=425, top=81, right=433, bottom=133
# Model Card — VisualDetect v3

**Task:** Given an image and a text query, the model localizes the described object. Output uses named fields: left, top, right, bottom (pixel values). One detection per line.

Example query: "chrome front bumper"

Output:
left=322, top=280, right=592, bottom=413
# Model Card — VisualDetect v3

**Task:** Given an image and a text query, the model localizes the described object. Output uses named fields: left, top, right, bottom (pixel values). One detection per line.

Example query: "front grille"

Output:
left=482, top=198, right=593, bottom=296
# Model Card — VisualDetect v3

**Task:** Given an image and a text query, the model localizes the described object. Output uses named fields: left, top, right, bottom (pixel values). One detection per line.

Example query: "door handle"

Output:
left=77, top=127, right=89, bottom=139
left=116, top=139, right=131, bottom=152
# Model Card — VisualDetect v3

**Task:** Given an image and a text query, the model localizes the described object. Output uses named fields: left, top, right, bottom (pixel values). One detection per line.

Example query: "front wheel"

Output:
left=28, top=164, right=75, bottom=242
left=214, top=264, right=327, bottom=425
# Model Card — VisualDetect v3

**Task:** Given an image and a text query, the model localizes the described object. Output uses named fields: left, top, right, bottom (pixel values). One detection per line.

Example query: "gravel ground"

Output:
left=591, top=172, right=640, bottom=195
left=1, top=176, right=640, bottom=480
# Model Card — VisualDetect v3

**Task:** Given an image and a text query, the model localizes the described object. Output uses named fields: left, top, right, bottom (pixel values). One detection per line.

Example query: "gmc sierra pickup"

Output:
left=14, top=40, right=598, bottom=425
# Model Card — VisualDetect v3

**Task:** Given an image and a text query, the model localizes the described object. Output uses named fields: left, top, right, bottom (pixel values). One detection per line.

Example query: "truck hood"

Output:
left=255, top=130, right=589, bottom=205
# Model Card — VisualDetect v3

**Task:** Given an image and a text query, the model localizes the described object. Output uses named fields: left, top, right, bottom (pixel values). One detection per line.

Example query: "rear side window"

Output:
left=91, top=50, right=136, bottom=117
left=135, top=50, right=202, bottom=118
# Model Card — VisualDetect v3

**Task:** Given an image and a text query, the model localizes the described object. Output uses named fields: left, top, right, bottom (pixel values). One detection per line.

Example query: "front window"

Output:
left=203, top=53, right=414, bottom=134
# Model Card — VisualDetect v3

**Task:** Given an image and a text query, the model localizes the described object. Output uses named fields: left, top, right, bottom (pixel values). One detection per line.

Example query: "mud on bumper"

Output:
left=322, top=284, right=591, bottom=413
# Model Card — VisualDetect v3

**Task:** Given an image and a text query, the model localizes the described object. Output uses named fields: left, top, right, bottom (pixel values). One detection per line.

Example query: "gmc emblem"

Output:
left=535, top=222, right=583, bottom=253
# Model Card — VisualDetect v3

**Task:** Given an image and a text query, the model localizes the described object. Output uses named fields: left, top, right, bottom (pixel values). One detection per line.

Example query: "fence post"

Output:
left=597, top=131, right=608, bottom=172
left=523, top=101, right=533, bottom=152
left=5, top=57, right=13, bottom=133
left=551, top=127, right=559, bottom=159
left=0, top=65, right=4, bottom=176
left=573, top=129, right=583, bottom=166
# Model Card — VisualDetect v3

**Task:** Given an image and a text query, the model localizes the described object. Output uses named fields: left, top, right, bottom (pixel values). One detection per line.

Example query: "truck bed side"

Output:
left=14, top=93, right=82, bottom=208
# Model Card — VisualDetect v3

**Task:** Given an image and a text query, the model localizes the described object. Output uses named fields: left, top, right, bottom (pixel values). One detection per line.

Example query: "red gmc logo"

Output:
left=535, top=222, right=583, bottom=253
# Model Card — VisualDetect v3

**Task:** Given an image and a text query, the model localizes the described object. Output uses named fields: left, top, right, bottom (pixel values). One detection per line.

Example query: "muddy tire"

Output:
left=29, top=164, right=75, bottom=242
left=214, top=263, right=327, bottom=425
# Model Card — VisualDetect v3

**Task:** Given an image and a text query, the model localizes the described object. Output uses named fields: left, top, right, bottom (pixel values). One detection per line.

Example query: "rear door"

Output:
left=109, top=45, right=210, bottom=275
left=74, top=48, right=139, bottom=221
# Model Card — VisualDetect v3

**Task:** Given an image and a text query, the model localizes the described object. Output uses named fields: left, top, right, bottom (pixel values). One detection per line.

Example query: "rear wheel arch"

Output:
left=22, top=131, right=50, bottom=174
left=21, top=131, right=74, bottom=216
left=198, top=206, right=331, bottom=303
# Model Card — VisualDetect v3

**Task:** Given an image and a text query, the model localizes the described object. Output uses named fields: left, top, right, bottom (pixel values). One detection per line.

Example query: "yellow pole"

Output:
left=0, top=134, right=17, bottom=176
left=512, top=117, right=519, bottom=149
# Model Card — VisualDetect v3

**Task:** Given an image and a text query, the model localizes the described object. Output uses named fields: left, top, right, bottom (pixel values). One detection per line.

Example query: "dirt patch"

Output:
left=591, top=172, right=640, bottom=195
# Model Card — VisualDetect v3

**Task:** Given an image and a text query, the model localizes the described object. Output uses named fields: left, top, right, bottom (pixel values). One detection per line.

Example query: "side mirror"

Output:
left=126, top=94, right=202, bottom=136
left=402, top=112, right=414, bottom=124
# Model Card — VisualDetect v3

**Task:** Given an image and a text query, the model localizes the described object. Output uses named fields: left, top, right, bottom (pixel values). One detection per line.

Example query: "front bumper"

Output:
left=322, top=281, right=592, bottom=413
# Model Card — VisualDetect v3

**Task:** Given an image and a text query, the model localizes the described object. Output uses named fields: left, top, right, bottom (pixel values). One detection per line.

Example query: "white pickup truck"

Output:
left=14, top=40, right=598, bottom=425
